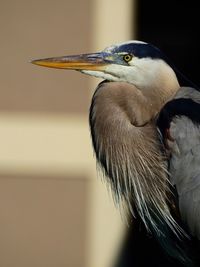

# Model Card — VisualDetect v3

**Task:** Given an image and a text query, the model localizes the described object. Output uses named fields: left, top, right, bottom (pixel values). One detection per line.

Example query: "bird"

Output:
left=32, top=40, right=200, bottom=266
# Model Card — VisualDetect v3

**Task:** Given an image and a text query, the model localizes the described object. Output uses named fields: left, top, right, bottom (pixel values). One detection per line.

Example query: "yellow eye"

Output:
left=123, top=54, right=133, bottom=62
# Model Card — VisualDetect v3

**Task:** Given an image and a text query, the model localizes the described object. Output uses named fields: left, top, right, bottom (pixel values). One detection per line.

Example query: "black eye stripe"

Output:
left=114, top=43, right=163, bottom=59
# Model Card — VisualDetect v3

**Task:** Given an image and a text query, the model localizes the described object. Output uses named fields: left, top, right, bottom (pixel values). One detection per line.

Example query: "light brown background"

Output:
left=0, top=0, right=133, bottom=266
left=0, top=0, right=91, bottom=113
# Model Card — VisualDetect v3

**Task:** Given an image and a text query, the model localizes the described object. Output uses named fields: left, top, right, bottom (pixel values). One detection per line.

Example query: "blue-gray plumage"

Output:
left=32, top=40, right=200, bottom=266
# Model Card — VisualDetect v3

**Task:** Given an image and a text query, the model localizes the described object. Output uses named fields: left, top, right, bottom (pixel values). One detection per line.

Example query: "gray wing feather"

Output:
left=169, top=87, right=200, bottom=239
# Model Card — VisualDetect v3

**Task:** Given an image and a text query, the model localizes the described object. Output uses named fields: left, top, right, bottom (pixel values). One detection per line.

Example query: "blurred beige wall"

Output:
left=0, top=0, right=134, bottom=267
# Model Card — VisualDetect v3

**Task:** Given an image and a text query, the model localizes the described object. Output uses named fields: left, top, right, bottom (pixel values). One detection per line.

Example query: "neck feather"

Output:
left=89, top=81, right=181, bottom=235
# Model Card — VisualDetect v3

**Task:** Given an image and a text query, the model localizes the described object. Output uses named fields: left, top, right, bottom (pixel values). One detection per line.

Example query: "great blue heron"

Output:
left=32, top=41, right=200, bottom=266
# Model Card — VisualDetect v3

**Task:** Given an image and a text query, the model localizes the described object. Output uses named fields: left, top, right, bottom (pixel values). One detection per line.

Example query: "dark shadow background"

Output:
left=114, top=1, right=199, bottom=266
left=137, top=0, right=199, bottom=87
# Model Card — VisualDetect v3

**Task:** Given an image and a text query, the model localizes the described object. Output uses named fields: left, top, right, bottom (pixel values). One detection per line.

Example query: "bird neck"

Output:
left=89, top=80, right=180, bottom=235
left=136, top=63, right=180, bottom=122
left=128, top=59, right=180, bottom=124
left=92, top=79, right=179, bottom=127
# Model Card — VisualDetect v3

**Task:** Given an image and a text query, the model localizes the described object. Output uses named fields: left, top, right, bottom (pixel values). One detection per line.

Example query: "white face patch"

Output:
left=81, top=57, right=174, bottom=90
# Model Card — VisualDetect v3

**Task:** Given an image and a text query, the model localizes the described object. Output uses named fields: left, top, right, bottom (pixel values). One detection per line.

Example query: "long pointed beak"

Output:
left=31, top=52, right=111, bottom=71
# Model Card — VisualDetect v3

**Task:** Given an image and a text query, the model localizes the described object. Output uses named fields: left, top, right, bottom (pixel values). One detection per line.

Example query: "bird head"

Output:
left=32, top=40, right=179, bottom=91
